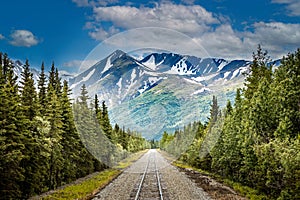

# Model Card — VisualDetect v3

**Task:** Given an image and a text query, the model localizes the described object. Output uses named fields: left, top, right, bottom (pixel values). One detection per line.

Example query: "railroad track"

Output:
left=130, top=151, right=166, bottom=200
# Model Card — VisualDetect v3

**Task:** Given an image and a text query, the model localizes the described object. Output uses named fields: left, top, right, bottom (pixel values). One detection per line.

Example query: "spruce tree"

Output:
left=95, top=94, right=102, bottom=121
left=20, top=59, right=37, bottom=120
left=78, top=84, right=89, bottom=107
left=55, top=68, right=62, bottom=96
left=225, top=100, right=232, bottom=116
left=48, top=62, right=56, bottom=91
left=60, top=80, right=82, bottom=182
left=272, top=49, right=300, bottom=138
left=244, top=45, right=272, bottom=100
left=45, top=81, right=63, bottom=189
left=38, top=62, right=47, bottom=114
left=209, top=95, right=219, bottom=125
left=18, top=59, right=46, bottom=197
left=0, top=52, right=2, bottom=66
left=0, top=58, right=27, bottom=198
left=101, top=101, right=113, bottom=140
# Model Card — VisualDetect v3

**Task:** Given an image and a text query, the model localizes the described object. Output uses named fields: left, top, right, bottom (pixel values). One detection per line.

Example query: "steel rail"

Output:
left=134, top=155, right=150, bottom=200
left=154, top=153, right=164, bottom=200
left=134, top=152, right=164, bottom=200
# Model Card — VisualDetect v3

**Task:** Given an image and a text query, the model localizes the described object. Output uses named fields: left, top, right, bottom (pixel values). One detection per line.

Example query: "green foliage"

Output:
left=0, top=54, right=148, bottom=199
left=38, top=62, right=47, bottom=113
left=0, top=55, right=27, bottom=199
left=160, top=47, right=300, bottom=199
left=41, top=170, right=120, bottom=200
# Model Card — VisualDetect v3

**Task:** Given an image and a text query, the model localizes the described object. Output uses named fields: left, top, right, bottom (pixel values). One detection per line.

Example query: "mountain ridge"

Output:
left=69, top=50, right=258, bottom=139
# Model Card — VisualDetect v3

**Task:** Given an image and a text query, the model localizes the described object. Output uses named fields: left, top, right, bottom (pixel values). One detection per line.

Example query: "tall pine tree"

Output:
left=0, top=56, right=28, bottom=198
left=38, top=62, right=47, bottom=114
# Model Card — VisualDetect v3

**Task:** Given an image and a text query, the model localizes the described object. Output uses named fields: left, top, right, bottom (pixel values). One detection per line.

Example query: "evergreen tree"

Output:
left=38, top=62, right=47, bottom=114
left=18, top=60, right=46, bottom=197
left=95, top=94, right=102, bottom=122
left=225, top=100, right=232, bottom=116
left=78, top=84, right=89, bottom=107
left=45, top=81, right=64, bottom=189
left=55, top=68, right=62, bottom=96
left=272, top=49, right=300, bottom=138
left=2, top=53, right=9, bottom=81
left=20, top=59, right=37, bottom=120
left=244, top=45, right=272, bottom=100
left=209, top=95, right=219, bottom=125
left=101, top=101, right=113, bottom=140
left=47, top=62, right=56, bottom=91
left=0, top=52, right=2, bottom=66
left=60, top=80, right=83, bottom=182
left=0, top=58, right=27, bottom=198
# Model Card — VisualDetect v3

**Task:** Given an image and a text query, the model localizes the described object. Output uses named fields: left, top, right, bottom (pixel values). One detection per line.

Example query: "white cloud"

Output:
left=9, top=30, right=39, bottom=47
left=272, top=0, right=300, bottom=16
left=100, top=27, right=210, bottom=57
left=0, top=34, right=4, bottom=40
left=197, top=24, right=250, bottom=59
left=242, top=22, right=300, bottom=58
left=250, top=22, right=300, bottom=46
left=89, top=26, right=119, bottom=41
left=90, top=3, right=219, bottom=38
left=80, top=2, right=300, bottom=60
left=196, top=22, right=300, bottom=59
left=63, top=59, right=98, bottom=71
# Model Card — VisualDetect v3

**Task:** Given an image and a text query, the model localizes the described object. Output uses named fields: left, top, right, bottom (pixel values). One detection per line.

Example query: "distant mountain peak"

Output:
left=111, top=49, right=126, bottom=57
left=14, top=60, right=23, bottom=67
left=69, top=50, right=256, bottom=139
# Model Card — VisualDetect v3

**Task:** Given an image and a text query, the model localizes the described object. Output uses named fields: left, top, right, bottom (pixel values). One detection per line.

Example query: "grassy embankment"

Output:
left=33, top=149, right=148, bottom=200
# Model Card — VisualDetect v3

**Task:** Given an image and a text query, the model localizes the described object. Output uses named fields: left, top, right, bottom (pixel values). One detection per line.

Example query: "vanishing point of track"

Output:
left=132, top=150, right=164, bottom=200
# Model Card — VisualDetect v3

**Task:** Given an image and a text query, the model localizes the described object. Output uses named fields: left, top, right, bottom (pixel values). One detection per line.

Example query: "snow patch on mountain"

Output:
left=117, top=77, right=122, bottom=94
left=165, top=69, right=180, bottom=75
left=192, top=87, right=212, bottom=95
left=183, top=78, right=203, bottom=86
left=131, top=69, right=137, bottom=83
left=231, top=66, right=248, bottom=80
left=138, top=77, right=163, bottom=94
left=223, top=71, right=231, bottom=79
left=143, top=55, right=156, bottom=70
left=171, top=57, right=195, bottom=75
left=217, top=60, right=229, bottom=71
left=144, top=70, right=160, bottom=76
left=102, top=55, right=113, bottom=74
left=70, top=68, right=95, bottom=89
left=142, top=55, right=165, bottom=71
left=192, top=73, right=217, bottom=82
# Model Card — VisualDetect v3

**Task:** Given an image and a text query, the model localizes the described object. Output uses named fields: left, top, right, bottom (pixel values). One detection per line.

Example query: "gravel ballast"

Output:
left=93, top=149, right=211, bottom=200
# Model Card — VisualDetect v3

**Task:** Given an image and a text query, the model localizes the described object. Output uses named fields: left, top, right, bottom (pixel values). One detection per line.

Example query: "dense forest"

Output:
left=0, top=53, right=149, bottom=199
left=160, top=46, right=300, bottom=199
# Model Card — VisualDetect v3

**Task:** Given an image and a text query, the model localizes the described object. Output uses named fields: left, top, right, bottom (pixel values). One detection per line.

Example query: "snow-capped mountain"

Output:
left=12, top=60, right=40, bottom=86
left=140, top=52, right=250, bottom=83
left=69, top=50, right=254, bottom=139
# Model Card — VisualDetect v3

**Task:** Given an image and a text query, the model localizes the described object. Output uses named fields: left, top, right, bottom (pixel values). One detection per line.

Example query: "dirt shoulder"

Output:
left=175, top=165, right=248, bottom=200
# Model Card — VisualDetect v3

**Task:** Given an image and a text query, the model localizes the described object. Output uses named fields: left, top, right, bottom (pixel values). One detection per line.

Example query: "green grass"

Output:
left=41, top=169, right=120, bottom=200
left=38, top=150, right=148, bottom=200
left=173, top=161, right=269, bottom=200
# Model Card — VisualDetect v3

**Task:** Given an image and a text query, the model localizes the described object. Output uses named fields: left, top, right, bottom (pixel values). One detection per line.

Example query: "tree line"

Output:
left=160, top=46, right=300, bottom=199
left=0, top=53, right=149, bottom=199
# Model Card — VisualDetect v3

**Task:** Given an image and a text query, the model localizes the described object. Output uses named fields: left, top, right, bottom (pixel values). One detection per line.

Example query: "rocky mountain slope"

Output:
left=69, top=50, right=254, bottom=139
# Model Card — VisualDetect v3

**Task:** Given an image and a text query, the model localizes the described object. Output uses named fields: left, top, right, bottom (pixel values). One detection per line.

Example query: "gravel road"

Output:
left=93, top=149, right=211, bottom=200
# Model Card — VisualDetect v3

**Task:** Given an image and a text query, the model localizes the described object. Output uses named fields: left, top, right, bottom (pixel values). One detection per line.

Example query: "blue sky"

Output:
left=0, top=0, right=299, bottom=73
